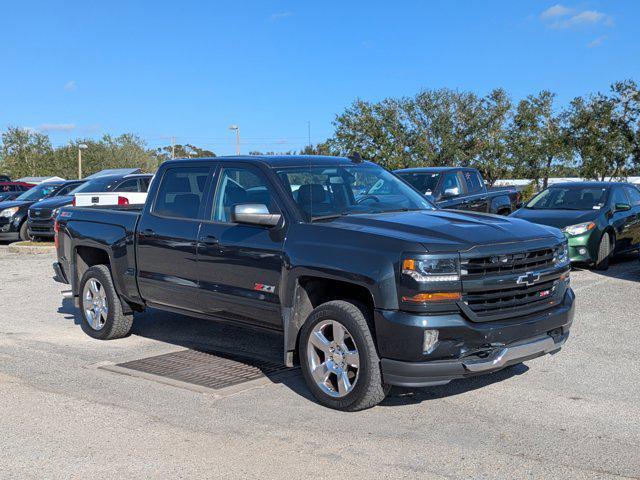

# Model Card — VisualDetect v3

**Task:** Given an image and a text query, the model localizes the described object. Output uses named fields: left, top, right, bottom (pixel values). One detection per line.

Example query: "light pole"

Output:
left=229, top=125, right=240, bottom=155
left=77, top=144, right=88, bottom=179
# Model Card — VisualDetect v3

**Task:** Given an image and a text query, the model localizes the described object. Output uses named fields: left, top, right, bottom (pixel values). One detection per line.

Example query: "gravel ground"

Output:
left=0, top=245, right=639, bottom=479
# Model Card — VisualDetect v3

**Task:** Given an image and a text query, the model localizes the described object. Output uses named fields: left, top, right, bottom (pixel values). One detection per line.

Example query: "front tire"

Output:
left=594, top=232, right=612, bottom=271
left=19, top=221, right=31, bottom=241
left=79, top=265, right=133, bottom=339
left=299, top=300, right=388, bottom=411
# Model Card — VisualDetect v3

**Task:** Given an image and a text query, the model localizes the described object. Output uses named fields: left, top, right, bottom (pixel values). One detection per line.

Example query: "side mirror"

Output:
left=442, top=187, right=460, bottom=198
left=232, top=203, right=281, bottom=227
left=614, top=203, right=631, bottom=212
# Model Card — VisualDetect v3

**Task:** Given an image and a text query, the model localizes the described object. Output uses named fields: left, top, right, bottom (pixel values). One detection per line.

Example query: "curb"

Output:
left=7, top=242, right=56, bottom=255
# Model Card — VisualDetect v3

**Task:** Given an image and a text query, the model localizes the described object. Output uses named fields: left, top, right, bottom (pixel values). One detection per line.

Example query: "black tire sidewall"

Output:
left=19, top=221, right=30, bottom=241
left=299, top=301, right=380, bottom=410
left=79, top=266, right=119, bottom=339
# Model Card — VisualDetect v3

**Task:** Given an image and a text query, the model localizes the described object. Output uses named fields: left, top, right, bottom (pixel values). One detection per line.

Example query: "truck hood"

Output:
left=510, top=208, right=600, bottom=229
left=324, top=210, right=561, bottom=251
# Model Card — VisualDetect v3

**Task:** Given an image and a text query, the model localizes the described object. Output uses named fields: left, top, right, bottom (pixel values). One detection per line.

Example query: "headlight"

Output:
left=555, top=242, right=569, bottom=264
left=52, top=208, right=60, bottom=218
left=402, top=255, right=460, bottom=282
left=0, top=207, right=19, bottom=218
left=562, top=222, right=595, bottom=236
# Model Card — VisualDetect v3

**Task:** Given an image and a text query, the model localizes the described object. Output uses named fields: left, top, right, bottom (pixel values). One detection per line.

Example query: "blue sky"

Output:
left=1, top=1, right=638, bottom=155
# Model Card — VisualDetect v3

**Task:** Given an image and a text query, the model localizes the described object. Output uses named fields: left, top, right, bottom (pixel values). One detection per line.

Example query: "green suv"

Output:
left=510, top=182, right=640, bottom=270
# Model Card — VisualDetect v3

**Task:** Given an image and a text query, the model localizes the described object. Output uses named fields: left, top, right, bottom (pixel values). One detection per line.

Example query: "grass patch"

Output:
left=13, top=241, right=54, bottom=247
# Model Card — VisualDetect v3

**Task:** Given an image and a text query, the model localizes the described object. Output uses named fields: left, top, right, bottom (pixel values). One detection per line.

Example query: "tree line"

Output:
left=318, top=79, right=640, bottom=187
left=1, top=80, right=638, bottom=187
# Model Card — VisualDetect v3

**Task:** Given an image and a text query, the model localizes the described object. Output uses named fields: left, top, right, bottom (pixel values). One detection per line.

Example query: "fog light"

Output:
left=578, top=247, right=587, bottom=255
left=423, top=330, right=439, bottom=354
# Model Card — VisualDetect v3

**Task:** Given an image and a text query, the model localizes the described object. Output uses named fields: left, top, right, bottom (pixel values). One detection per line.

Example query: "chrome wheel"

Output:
left=83, top=278, right=108, bottom=330
left=306, top=320, right=360, bottom=398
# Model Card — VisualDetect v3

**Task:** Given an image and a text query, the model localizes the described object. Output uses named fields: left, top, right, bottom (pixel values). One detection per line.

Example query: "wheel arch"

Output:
left=282, top=275, right=377, bottom=367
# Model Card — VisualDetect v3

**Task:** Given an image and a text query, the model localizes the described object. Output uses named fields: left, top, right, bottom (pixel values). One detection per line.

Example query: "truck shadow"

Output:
left=58, top=301, right=532, bottom=407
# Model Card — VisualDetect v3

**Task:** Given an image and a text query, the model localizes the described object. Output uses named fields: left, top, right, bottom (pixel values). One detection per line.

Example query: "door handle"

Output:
left=199, top=235, right=219, bottom=245
left=142, top=229, right=157, bottom=237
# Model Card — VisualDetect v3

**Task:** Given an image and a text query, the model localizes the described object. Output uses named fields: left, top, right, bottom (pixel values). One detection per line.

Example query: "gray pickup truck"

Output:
left=53, top=155, right=574, bottom=411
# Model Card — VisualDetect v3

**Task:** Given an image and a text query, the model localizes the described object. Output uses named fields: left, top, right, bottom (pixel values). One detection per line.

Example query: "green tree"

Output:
left=153, top=143, right=216, bottom=165
left=566, top=92, right=634, bottom=180
left=509, top=91, right=569, bottom=188
left=0, top=126, right=53, bottom=178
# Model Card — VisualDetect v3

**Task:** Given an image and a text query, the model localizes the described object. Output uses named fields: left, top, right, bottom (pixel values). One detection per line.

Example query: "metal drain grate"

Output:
left=115, top=349, right=292, bottom=391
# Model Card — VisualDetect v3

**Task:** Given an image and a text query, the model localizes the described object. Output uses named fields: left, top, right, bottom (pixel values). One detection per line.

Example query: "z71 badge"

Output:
left=254, top=283, right=275, bottom=293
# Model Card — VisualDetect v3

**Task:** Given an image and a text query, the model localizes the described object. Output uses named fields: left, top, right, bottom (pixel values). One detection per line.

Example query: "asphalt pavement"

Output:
left=0, top=245, right=639, bottom=479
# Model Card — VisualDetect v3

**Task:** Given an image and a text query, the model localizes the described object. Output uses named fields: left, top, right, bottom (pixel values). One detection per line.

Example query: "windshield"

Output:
left=526, top=186, right=609, bottom=210
left=276, top=163, right=434, bottom=220
left=69, top=177, right=118, bottom=194
left=16, top=183, right=61, bottom=201
left=396, top=172, right=440, bottom=195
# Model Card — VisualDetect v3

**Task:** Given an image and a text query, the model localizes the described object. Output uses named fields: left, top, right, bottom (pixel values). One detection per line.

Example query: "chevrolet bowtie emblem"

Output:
left=517, top=271, right=540, bottom=286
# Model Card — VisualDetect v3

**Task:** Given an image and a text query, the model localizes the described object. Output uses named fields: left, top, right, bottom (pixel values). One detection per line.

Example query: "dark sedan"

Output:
left=510, top=182, right=640, bottom=270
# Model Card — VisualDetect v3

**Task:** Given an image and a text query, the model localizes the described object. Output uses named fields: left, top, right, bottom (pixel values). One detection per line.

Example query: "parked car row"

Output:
left=0, top=172, right=152, bottom=241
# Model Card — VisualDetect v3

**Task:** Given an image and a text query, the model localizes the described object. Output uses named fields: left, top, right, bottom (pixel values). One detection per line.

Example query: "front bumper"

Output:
left=566, top=230, right=599, bottom=263
left=0, top=216, right=20, bottom=238
left=376, top=288, right=575, bottom=387
left=27, top=218, right=55, bottom=237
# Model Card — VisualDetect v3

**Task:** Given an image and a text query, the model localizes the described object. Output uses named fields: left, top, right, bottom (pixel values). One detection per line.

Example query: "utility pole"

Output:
left=307, top=121, right=311, bottom=149
left=229, top=125, right=240, bottom=155
left=77, top=144, right=88, bottom=179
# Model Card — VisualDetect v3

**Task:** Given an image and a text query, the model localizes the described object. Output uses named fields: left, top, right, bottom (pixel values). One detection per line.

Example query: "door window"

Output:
left=56, top=183, right=79, bottom=196
left=610, top=188, right=629, bottom=208
left=212, top=167, right=279, bottom=222
left=440, top=172, right=463, bottom=197
left=623, top=186, right=640, bottom=207
left=463, top=171, right=483, bottom=193
left=152, top=167, right=210, bottom=219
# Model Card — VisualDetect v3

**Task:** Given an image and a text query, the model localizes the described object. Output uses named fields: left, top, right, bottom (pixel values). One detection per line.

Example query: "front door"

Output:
left=609, top=186, right=636, bottom=253
left=197, top=164, right=285, bottom=328
left=136, top=165, right=213, bottom=312
left=623, top=185, right=640, bottom=248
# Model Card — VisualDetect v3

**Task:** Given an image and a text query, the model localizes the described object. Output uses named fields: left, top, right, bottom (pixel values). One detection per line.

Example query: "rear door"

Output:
left=136, top=165, right=214, bottom=312
left=461, top=170, right=489, bottom=212
left=196, top=163, right=285, bottom=328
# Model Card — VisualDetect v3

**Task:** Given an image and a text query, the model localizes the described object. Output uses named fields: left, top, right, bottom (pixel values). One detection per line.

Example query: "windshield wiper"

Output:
left=311, top=213, right=347, bottom=222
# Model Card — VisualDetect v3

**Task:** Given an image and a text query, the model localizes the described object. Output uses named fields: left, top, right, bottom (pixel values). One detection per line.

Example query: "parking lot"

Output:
left=0, top=245, right=639, bottom=479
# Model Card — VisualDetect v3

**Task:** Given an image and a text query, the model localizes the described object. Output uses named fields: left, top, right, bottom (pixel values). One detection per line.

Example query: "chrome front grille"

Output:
left=461, top=246, right=559, bottom=279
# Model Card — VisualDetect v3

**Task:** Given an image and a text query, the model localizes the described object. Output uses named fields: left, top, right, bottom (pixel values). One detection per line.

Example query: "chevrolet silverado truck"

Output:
left=53, top=156, right=574, bottom=411
left=395, top=167, right=521, bottom=215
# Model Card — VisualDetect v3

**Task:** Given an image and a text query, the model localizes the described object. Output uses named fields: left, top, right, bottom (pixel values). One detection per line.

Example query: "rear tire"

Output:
left=594, top=232, right=612, bottom=271
left=79, top=265, right=133, bottom=340
left=299, top=300, right=388, bottom=411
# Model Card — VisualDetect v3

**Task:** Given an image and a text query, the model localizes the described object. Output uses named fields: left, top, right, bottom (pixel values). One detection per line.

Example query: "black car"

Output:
left=54, top=156, right=574, bottom=411
left=0, top=181, right=71, bottom=241
left=28, top=173, right=152, bottom=239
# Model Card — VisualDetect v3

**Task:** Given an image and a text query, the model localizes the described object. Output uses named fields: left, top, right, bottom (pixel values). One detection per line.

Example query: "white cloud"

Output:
left=540, top=5, right=613, bottom=29
left=587, top=35, right=607, bottom=48
left=64, top=80, right=76, bottom=91
left=36, top=123, right=76, bottom=133
left=270, top=11, right=292, bottom=21
left=540, top=4, right=572, bottom=19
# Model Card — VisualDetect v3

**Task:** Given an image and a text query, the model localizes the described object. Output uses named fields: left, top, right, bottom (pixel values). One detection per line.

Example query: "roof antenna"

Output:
left=348, top=152, right=363, bottom=163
